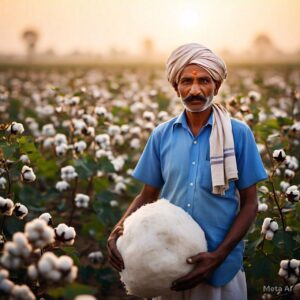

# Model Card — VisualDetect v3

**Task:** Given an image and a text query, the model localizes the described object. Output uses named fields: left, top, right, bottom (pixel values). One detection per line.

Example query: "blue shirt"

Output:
left=132, top=110, right=268, bottom=287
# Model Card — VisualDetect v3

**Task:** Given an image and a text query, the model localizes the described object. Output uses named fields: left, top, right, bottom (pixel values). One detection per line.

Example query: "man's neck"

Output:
left=184, top=107, right=212, bottom=136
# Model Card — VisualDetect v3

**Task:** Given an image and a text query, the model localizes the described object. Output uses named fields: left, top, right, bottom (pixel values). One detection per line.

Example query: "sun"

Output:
left=179, top=9, right=199, bottom=29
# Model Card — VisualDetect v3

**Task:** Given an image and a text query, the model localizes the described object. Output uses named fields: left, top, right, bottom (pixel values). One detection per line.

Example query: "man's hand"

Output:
left=171, top=251, right=222, bottom=291
left=107, top=225, right=124, bottom=272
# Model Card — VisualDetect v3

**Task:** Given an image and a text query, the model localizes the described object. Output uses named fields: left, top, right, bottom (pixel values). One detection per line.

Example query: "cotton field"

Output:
left=0, top=65, right=299, bottom=299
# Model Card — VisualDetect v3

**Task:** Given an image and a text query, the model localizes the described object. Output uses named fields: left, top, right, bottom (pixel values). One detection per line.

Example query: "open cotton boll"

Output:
left=117, top=199, right=207, bottom=298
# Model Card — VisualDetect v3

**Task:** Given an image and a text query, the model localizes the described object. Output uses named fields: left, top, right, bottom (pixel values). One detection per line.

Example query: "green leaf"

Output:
left=47, top=283, right=97, bottom=299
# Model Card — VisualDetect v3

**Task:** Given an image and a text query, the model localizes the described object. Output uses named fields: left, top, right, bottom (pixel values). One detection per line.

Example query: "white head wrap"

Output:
left=166, top=43, right=227, bottom=88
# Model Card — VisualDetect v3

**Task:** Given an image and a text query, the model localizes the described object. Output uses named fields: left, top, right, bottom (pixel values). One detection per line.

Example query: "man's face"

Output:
left=175, top=64, right=220, bottom=112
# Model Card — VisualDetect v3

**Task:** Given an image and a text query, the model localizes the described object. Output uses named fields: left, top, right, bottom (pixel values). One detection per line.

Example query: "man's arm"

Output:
left=107, top=184, right=160, bottom=272
left=171, top=184, right=258, bottom=291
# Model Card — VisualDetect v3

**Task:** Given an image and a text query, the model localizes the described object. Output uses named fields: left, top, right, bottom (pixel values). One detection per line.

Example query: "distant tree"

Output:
left=252, top=33, right=281, bottom=58
left=21, top=28, right=39, bottom=61
left=142, top=38, right=154, bottom=57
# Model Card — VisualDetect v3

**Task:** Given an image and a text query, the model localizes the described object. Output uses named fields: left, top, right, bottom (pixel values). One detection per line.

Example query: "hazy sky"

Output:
left=0, top=0, right=300, bottom=56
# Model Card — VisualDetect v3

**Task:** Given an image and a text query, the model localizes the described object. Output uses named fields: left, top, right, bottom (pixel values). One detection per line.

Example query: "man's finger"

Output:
left=107, top=239, right=124, bottom=267
left=172, top=269, right=198, bottom=288
left=108, top=249, right=124, bottom=270
left=186, top=252, right=206, bottom=264
left=108, top=257, right=122, bottom=272
left=172, top=279, right=200, bottom=291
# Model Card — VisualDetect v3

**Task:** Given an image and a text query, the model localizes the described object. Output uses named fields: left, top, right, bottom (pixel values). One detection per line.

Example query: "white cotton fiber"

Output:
left=116, top=199, right=207, bottom=298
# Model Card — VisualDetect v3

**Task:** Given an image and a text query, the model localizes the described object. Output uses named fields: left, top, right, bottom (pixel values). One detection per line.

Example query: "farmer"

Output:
left=107, top=43, right=268, bottom=300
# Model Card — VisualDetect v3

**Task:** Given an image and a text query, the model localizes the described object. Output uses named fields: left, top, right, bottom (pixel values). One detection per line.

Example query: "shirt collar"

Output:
left=173, top=109, right=214, bottom=130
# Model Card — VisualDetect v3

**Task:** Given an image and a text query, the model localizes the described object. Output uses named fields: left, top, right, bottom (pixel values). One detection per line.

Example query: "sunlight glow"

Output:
left=179, top=9, right=199, bottom=29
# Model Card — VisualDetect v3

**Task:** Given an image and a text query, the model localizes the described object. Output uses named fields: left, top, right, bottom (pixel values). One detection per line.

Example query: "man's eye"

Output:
left=200, top=79, right=209, bottom=83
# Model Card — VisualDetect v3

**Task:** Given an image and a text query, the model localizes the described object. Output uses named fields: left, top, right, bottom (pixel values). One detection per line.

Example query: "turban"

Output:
left=166, top=43, right=227, bottom=88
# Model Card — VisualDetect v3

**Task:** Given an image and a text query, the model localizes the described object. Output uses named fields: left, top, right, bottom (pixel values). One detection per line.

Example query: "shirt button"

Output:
left=192, top=161, right=196, bottom=165
left=193, top=140, right=197, bottom=144
left=187, top=203, right=191, bottom=207
left=190, top=182, right=193, bottom=186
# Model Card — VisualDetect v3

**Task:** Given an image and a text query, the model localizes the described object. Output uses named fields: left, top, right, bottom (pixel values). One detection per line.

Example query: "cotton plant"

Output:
left=24, top=219, right=55, bottom=249
left=261, top=218, right=279, bottom=240
left=28, top=252, right=78, bottom=284
left=0, top=232, right=32, bottom=269
left=278, top=259, right=300, bottom=285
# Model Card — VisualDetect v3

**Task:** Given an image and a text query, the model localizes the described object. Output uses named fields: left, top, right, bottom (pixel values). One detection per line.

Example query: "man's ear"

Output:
left=214, top=81, right=221, bottom=96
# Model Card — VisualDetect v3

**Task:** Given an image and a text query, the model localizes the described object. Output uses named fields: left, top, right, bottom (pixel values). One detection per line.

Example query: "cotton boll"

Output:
left=280, top=260, right=289, bottom=269
left=289, top=259, right=300, bottom=269
left=54, top=224, right=76, bottom=245
left=74, top=193, right=90, bottom=208
left=265, top=231, right=274, bottom=240
left=10, top=284, right=35, bottom=300
left=0, top=197, right=14, bottom=216
left=19, top=154, right=30, bottom=164
left=117, top=199, right=207, bottom=298
left=280, top=181, right=290, bottom=192
left=27, top=265, right=38, bottom=280
left=74, top=295, right=97, bottom=300
left=258, top=203, right=268, bottom=212
left=55, top=143, right=68, bottom=156
left=261, top=218, right=272, bottom=234
left=39, top=213, right=52, bottom=225
left=55, top=180, right=70, bottom=192
left=56, top=255, right=73, bottom=272
left=88, top=251, right=104, bottom=265
left=74, top=141, right=87, bottom=154
left=0, top=177, right=7, bottom=189
left=43, top=137, right=55, bottom=149
left=0, top=278, right=14, bottom=293
left=130, top=138, right=140, bottom=149
left=272, top=149, right=286, bottom=162
left=269, top=221, right=278, bottom=232
left=54, top=133, right=68, bottom=146
left=21, top=166, right=36, bottom=182
left=61, top=166, right=78, bottom=181
left=278, top=268, right=288, bottom=277
left=286, top=185, right=300, bottom=202
left=7, top=122, right=24, bottom=135
left=13, top=203, right=28, bottom=219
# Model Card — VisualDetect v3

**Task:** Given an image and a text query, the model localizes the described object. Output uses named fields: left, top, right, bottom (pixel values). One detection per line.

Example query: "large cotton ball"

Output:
left=117, top=199, right=207, bottom=298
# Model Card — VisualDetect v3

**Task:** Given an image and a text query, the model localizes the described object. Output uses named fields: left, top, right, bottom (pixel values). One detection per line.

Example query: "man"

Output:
left=107, top=43, right=268, bottom=300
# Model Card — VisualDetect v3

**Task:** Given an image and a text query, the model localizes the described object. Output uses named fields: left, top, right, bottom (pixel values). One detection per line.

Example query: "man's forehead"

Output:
left=180, top=64, right=212, bottom=78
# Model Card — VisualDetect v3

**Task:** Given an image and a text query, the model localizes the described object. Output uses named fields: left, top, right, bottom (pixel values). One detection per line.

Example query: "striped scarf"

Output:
left=210, top=104, right=238, bottom=195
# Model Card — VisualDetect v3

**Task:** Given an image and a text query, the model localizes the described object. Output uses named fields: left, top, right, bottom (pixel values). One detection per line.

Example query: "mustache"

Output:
left=183, top=94, right=208, bottom=103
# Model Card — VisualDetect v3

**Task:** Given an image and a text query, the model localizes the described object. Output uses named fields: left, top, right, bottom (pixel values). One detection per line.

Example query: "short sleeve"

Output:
left=235, top=124, right=268, bottom=190
left=132, top=128, right=164, bottom=189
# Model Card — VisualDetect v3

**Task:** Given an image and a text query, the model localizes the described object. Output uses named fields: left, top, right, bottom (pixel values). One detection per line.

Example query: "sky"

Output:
left=0, top=0, right=300, bottom=56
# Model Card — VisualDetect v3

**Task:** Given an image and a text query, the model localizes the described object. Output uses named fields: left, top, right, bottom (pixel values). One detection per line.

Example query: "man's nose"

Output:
left=189, top=83, right=201, bottom=95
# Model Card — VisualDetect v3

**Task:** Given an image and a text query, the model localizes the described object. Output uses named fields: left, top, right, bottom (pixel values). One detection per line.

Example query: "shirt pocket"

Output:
left=199, top=160, right=212, bottom=191
left=199, top=160, right=236, bottom=197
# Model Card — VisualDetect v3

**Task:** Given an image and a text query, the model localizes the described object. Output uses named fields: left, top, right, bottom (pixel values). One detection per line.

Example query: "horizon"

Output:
left=1, top=0, right=300, bottom=57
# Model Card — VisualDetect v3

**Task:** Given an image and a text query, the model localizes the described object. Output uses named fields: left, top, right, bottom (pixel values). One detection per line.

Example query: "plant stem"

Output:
left=268, top=179, right=286, bottom=230
left=68, top=176, right=78, bottom=226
